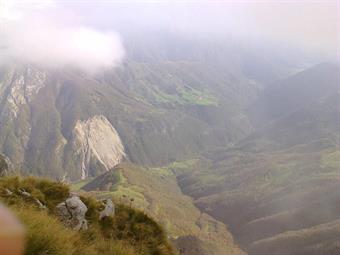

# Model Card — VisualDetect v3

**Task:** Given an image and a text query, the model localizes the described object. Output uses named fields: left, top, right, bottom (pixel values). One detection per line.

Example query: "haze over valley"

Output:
left=0, top=1, right=339, bottom=255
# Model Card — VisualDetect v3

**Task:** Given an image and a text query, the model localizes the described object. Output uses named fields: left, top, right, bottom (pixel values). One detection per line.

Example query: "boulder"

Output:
left=99, top=199, right=115, bottom=220
left=0, top=155, right=9, bottom=177
left=56, top=195, right=88, bottom=231
left=17, top=189, right=46, bottom=209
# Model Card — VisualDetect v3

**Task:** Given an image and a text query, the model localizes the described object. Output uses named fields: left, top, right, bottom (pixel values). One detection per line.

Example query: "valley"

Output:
left=73, top=163, right=244, bottom=255
left=0, top=32, right=338, bottom=255
left=171, top=64, right=340, bottom=254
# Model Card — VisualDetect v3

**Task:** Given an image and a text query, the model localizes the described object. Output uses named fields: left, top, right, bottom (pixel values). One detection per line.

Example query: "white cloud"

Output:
left=0, top=0, right=125, bottom=73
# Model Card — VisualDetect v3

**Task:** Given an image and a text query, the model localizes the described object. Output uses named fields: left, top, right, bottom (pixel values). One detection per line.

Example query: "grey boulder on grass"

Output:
left=56, top=195, right=88, bottom=231
left=99, top=199, right=115, bottom=220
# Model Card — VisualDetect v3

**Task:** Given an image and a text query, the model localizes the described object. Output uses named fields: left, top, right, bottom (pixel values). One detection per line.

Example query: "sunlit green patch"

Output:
left=70, top=179, right=93, bottom=191
left=152, top=86, right=218, bottom=106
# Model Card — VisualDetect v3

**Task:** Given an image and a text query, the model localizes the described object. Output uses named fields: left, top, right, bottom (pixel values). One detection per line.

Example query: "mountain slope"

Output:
left=0, top=176, right=175, bottom=255
left=77, top=163, right=245, bottom=255
left=0, top=33, right=324, bottom=255
left=0, top=34, right=307, bottom=180
left=171, top=63, right=340, bottom=254
left=248, top=62, right=339, bottom=128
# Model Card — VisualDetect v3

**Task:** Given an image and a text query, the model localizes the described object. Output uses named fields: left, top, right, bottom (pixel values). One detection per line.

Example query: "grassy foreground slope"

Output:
left=0, top=176, right=175, bottom=255
left=77, top=163, right=245, bottom=255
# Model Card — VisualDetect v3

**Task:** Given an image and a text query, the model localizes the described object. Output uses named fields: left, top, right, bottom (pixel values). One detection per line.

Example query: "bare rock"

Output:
left=4, top=189, right=13, bottom=196
left=0, top=154, right=10, bottom=177
left=17, top=188, right=46, bottom=209
left=99, top=199, right=115, bottom=220
left=72, top=115, right=125, bottom=179
left=18, top=188, right=31, bottom=197
left=56, top=195, right=88, bottom=231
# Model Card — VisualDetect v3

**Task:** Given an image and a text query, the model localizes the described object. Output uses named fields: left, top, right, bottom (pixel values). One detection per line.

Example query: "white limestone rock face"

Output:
left=0, top=66, right=46, bottom=120
left=0, top=66, right=47, bottom=168
left=73, top=115, right=125, bottom=179
left=24, top=67, right=47, bottom=102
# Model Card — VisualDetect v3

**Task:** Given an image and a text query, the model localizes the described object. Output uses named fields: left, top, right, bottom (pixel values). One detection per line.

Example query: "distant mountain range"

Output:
left=173, top=62, right=340, bottom=255
left=0, top=32, right=337, bottom=255
left=0, top=33, right=309, bottom=180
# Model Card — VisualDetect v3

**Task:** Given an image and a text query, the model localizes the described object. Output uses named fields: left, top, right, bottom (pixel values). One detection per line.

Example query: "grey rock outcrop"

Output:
left=72, top=115, right=126, bottom=179
left=56, top=195, right=88, bottom=231
left=2, top=187, right=46, bottom=209
left=4, top=188, right=13, bottom=196
left=0, top=154, right=10, bottom=177
left=99, top=199, right=115, bottom=220
left=17, top=188, right=46, bottom=209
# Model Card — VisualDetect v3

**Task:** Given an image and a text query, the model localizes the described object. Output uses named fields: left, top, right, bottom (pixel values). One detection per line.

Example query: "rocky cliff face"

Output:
left=0, top=66, right=46, bottom=120
left=0, top=62, right=257, bottom=180
left=72, top=115, right=125, bottom=179
left=0, top=65, right=128, bottom=180
left=0, top=66, right=47, bottom=168
left=0, top=154, right=9, bottom=176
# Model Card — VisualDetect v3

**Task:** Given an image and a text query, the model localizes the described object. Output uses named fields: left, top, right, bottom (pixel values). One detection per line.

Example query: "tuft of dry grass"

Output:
left=0, top=176, right=176, bottom=255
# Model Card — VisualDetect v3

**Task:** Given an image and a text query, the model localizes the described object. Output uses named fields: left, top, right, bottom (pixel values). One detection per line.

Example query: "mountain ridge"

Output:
left=171, top=63, right=340, bottom=254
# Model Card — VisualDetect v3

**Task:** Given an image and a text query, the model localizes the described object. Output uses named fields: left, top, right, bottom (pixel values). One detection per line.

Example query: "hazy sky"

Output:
left=59, top=0, right=338, bottom=53
left=0, top=0, right=338, bottom=71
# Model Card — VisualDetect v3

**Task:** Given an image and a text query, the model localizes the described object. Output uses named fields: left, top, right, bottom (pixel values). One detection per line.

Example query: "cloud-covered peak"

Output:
left=0, top=0, right=125, bottom=73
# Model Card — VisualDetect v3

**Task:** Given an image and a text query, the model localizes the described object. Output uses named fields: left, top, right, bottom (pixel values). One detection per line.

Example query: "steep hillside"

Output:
left=249, top=220, right=340, bottom=255
left=171, top=64, right=340, bottom=254
left=0, top=32, right=326, bottom=255
left=248, top=62, right=339, bottom=128
left=0, top=63, right=241, bottom=180
left=76, top=163, right=245, bottom=255
left=0, top=33, right=308, bottom=180
left=0, top=176, right=176, bottom=255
